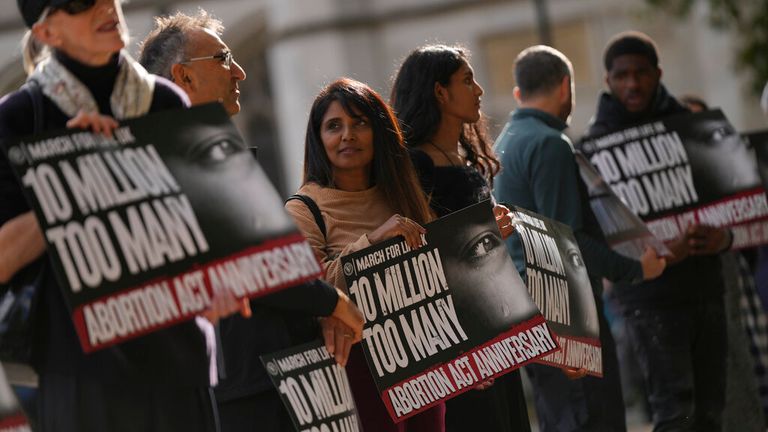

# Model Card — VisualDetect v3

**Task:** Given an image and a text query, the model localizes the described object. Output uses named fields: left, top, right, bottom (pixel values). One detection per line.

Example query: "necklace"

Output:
left=426, top=140, right=460, bottom=167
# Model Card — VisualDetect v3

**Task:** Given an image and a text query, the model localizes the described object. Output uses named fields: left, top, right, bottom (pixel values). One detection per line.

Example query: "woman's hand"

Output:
left=320, top=316, right=356, bottom=367
left=330, top=289, right=364, bottom=343
left=367, top=214, right=426, bottom=250
left=493, top=204, right=514, bottom=239
left=66, top=110, right=119, bottom=137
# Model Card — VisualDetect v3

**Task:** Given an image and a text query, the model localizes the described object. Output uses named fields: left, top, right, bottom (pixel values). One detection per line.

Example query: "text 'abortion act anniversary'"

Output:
left=342, top=200, right=558, bottom=422
left=511, top=207, right=603, bottom=376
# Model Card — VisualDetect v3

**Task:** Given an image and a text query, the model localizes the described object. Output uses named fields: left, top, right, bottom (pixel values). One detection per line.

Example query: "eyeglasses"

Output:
left=51, top=0, right=98, bottom=15
left=182, top=51, right=234, bottom=69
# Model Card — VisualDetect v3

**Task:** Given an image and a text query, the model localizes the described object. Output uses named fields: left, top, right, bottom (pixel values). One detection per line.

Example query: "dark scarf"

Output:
left=587, top=84, right=688, bottom=137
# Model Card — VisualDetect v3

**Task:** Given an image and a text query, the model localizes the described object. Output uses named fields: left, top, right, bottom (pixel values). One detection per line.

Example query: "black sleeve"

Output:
left=574, top=231, right=644, bottom=285
left=0, top=89, right=35, bottom=226
left=409, top=148, right=435, bottom=196
left=149, top=76, right=190, bottom=112
left=253, top=279, right=339, bottom=317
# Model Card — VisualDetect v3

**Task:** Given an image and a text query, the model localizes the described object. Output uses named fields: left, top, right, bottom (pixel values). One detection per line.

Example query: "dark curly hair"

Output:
left=390, top=44, right=499, bottom=178
left=603, top=31, right=659, bottom=72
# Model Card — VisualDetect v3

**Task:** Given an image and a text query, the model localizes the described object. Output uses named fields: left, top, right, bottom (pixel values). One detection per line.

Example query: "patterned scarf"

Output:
left=28, top=50, right=155, bottom=120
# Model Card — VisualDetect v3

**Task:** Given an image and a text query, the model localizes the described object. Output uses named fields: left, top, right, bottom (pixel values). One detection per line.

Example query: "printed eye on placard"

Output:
left=2, top=104, right=324, bottom=353
left=339, top=200, right=555, bottom=422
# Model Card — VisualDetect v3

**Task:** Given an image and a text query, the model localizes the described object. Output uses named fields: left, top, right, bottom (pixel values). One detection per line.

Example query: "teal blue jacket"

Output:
left=493, top=108, right=642, bottom=296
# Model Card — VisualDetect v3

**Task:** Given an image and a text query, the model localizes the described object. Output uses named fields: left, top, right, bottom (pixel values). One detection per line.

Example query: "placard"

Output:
left=341, top=200, right=557, bottom=421
left=3, top=104, right=322, bottom=352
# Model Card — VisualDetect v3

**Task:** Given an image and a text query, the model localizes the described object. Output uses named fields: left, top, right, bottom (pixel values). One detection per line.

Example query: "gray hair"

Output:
left=514, top=45, right=573, bottom=100
left=138, top=9, right=224, bottom=79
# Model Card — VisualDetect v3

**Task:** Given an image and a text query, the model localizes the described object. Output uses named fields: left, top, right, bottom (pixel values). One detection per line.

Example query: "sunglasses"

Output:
left=182, top=51, right=234, bottom=69
left=50, top=0, right=98, bottom=15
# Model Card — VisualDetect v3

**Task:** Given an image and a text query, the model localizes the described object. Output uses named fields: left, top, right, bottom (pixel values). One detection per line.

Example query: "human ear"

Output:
left=513, top=86, right=522, bottom=104
left=434, top=82, right=448, bottom=105
left=560, top=76, right=571, bottom=103
left=170, top=63, right=195, bottom=92
left=31, top=21, right=60, bottom=48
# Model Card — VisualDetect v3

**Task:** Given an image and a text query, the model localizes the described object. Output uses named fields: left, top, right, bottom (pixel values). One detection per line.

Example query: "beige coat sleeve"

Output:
left=285, top=199, right=372, bottom=291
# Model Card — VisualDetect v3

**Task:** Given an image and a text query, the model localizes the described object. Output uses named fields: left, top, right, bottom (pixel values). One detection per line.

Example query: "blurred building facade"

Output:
left=0, top=0, right=763, bottom=195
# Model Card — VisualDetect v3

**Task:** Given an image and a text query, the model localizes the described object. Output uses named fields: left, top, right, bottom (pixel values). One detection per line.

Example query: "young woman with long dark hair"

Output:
left=285, top=77, right=444, bottom=432
left=390, top=44, right=530, bottom=432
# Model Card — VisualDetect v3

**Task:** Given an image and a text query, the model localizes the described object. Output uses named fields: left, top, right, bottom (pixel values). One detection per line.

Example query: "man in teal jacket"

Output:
left=493, top=45, right=665, bottom=432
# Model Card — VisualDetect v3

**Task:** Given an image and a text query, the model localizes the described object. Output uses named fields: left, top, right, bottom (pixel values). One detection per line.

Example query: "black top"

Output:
left=409, top=148, right=491, bottom=218
left=586, top=84, right=724, bottom=307
left=216, top=280, right=339, bottom=402
left=0, top=51, right=212, bottom=387
left=410, top=147, right=530, bottom=432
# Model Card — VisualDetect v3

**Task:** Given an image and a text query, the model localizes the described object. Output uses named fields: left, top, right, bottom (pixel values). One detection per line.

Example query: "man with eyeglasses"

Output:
left=139, top=11, right=364, bottom=432
left=139, top=10, right=246, bottom=116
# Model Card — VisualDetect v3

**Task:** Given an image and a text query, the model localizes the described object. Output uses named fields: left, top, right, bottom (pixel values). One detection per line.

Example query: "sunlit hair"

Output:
left=603, top=30, right=659, bottom=72
left=21, top=30, right=47, bottom=76
left=514, top=45, right=573, bottom=100
left=138, top=9, right=224, bottom=79
left=303, top=77, right=434, bottom=224
left=390, top=44, right=499, bottom=178
left=21, top=6, right=54, bottom=76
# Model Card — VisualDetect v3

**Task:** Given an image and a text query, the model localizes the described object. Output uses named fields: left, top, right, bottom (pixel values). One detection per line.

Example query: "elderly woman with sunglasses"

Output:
left=0, top=1, right=242, bottom=430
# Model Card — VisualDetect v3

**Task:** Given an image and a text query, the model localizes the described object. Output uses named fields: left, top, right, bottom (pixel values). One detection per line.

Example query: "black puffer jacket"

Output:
left=584, top=84, right=724, bottom=308
left=587, top=84, right=688, bottom=137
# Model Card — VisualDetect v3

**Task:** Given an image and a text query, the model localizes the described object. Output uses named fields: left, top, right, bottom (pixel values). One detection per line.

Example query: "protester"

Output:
left=681, top=93, right=768, bottom=429
left=138, top=10, right=246, bottom=116
left=492, top=44, right=665, bottom=432
left=586, top=31, right=730, bottom=431
left=139, top=12, right=365, bottom=432
left=389, top=43, right=531, bottom=432
left=285, top=78, right=444, bottom=432
left=0, top=0, right=250, bottom=430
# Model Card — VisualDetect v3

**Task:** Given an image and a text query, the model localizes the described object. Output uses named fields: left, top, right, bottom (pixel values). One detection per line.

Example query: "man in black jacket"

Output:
left=587, top=31, right=731, bottom=431
left=139, top=12, right=363, bottom=432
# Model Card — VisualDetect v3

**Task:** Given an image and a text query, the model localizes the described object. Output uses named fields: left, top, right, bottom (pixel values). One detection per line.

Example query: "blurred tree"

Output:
left=645, top=0, right=768, bottom=95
